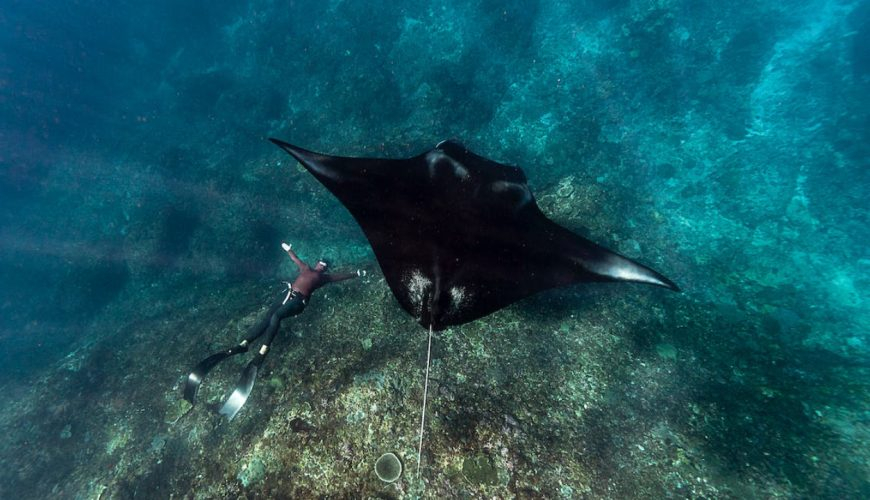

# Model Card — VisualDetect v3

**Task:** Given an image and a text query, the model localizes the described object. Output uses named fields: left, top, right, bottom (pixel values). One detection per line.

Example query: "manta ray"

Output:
left=270, top=138, right=679, bottom=475
left=270, top=138, right=678, bottom=330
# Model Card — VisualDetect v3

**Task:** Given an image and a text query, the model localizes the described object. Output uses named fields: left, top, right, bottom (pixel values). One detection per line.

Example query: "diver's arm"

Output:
left=324, top=271, right=362, bottom=283
left=281, top=242, right=307, bottom=271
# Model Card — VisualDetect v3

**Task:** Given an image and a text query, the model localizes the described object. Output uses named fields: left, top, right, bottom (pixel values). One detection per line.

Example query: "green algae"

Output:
left=238, top=457, right=266, bottom=488
left=462, top=454, right=500, bottom=486
left=656, top=342, right=678, bottom=360
left=105, top=426, right=132, bottom=455
left=164, top=398, right=192, bottom=424
left=267, top=376, right=285, bottom=391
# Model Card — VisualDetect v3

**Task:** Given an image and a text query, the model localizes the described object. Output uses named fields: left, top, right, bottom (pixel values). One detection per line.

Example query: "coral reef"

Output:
left=1, top=0, right=867, bottom=498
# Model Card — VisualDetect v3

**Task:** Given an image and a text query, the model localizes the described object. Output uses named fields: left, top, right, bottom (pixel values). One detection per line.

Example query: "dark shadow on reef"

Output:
left=662, top=300, right=870, bottom=497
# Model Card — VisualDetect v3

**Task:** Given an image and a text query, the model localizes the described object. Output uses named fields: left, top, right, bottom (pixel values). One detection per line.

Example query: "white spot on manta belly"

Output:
left=448, top=286, right=471, bottom=312
left=402, top=269, right=474, bottom=320
left=426, top=151, right=469, bottom=180
left=404, top=269, right=432, bottom=315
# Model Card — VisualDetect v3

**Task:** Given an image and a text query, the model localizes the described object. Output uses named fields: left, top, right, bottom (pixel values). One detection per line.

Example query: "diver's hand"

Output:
left=283, top=243, right=304, bottom=270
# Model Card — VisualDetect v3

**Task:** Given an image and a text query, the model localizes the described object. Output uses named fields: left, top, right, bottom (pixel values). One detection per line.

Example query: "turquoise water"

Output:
left=1, top=0, right=867, bottom=497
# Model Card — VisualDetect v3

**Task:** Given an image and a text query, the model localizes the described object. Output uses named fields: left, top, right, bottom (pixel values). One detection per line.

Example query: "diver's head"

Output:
left=315, top=259, right=330, bottom=272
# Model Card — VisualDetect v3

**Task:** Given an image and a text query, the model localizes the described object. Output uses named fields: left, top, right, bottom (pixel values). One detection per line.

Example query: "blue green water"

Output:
left=1, top=0, right=868, bottom=497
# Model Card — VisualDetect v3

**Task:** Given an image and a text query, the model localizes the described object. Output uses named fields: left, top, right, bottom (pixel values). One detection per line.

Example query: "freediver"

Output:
left=183, top=242, right=364, bottom=420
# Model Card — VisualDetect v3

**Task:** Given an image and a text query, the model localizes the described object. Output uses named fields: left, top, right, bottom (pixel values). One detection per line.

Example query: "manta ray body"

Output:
left=270, top=138, right=678, bottom=330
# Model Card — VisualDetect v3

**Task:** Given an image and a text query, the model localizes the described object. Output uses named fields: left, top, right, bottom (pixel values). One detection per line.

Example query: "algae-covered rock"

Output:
left=106, top=426, right=132, bottom=454
left=462, top=454, right=500, bottom=485
left=267, top=376, right=285, bottom=391
left=655, top=343, right=678, bottom=360
left=150, top=434, right=167, bottom=452
left=164, top=398, right=192, bottom=424
left=238, top=457, right=266, bottom=488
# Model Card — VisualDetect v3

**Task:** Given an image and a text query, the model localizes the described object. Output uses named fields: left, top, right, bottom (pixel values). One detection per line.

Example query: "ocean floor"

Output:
left=1, top=0, right=868, bottom=497
left=0, top=168, right=867, bottom=498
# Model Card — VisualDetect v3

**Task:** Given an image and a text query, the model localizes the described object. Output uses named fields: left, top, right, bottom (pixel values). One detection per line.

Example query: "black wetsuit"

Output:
left=243, top=288, right=308, bottom=345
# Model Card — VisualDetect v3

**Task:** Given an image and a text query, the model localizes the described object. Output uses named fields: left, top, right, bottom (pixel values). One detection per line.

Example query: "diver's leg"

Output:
left=217, top=298, right=305, bottom=420
left=258, top=297, right=307, bottom=349
left=261, top=309, right=284, bottom=348
left=242, top=300, right=283, bottom=343
left=256, top=298, right=305, bottom=350
left=184, top=300, right=282, bottom=405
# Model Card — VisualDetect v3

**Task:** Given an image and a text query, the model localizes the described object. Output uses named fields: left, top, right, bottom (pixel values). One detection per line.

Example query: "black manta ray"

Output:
left=270, top=138, right=679, bottom=474
left=270, top=138, right=678, bottom=331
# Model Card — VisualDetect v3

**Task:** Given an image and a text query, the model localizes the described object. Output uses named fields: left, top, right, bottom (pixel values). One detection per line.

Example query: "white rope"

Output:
left=417, top=322, right=434, bottom=477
